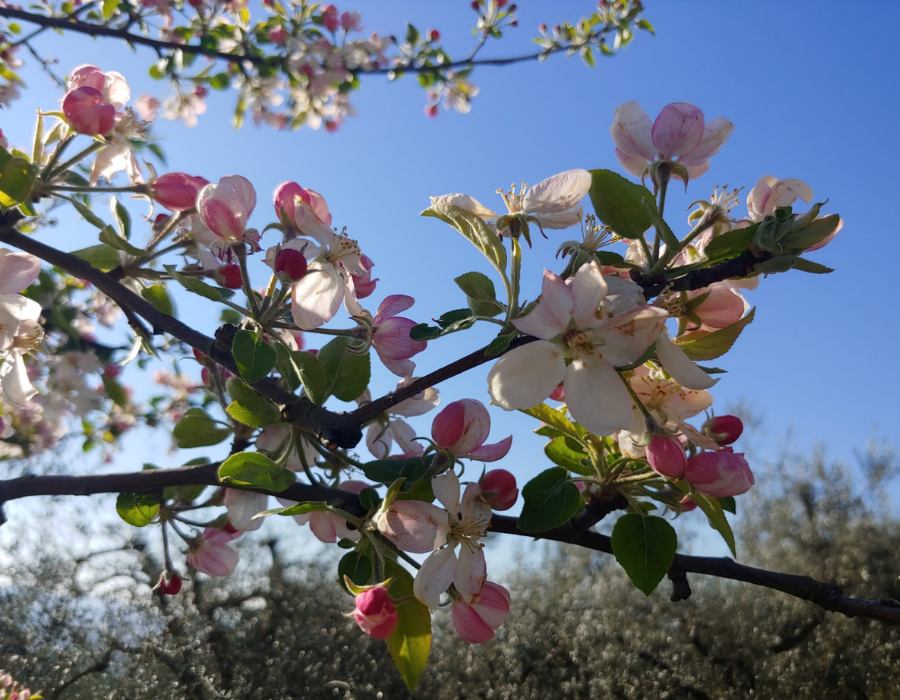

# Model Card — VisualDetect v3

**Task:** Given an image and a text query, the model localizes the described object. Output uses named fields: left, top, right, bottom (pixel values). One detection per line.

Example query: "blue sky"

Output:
left=3, top=1, right=899, bottom=558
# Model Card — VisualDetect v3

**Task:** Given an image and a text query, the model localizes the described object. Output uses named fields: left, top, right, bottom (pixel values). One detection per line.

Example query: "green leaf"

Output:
left=719, top=496, right=737, bottom=514
left=691, top=491, right=736, bottom=555
left=208, top=72, right=230, bottom=90
left=363, top=456, right=432, bottom=485
left=410, top=309, right=476, bottom=340
left=517, top=467, right=584, bottom=533
left=338, top=550, right=373, bottom=591
left=173, top=408, right=231, bottom=448
left=422, top=204, right=507, bottom=280
left=254, top=501, right=329, bottom=518
left=225, top=377, right=281, bottom=427
left=116, top=493, right=159, bottom=527
left=641, top=198, right=680, bottom=251
left=292, top=350, right=328, bottom=404
left=218, top=452, right=296, bottom=492
left=484, top=331, right=517, bottom=357
left=588, top=169, right=655, bottom=239
left=317, top=337, right=370, bottom=402
left=385, top=561, right=431, bottom=692
left=595, top=250, right=636, bottom=269
left=674, top=307, right=756, bottom=361
left=140, top=284, right=174, bottom=316
left=99, top=225, right=147, bottom=256
left=70, top=244, right=122, bottom=272
left=544, top=436, right=593, bottom=476
left=0, top=156, right=37, bottom=208
left=610, top=514, right=678, bottom=595
left=702, top=223, right=759, bottom=262
left=791, top=257, right=834, bottom=274
left=102, top=0, right=119, bottom=19
left=520, top=403, right=583, bottom=440
left=67, top=197, right=109, bottom=230
left=405, top=22, right=419, bottom=45
left=101, top=374, right=128, bottom=407
left=111, top=197, right=132, bottom=239
left=164, top=265, right=235, bottom=302
left=455, top=271, right=504, bottom=317
left=781, top=213, right=841, bottom=251
left=232, top=330, right=277, bottom=384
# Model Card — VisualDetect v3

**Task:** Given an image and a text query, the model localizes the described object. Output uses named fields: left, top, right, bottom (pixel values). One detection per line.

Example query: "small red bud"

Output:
left=324, top=120, right=339, bottom=133
left=497, top=0, right=508, bottom=6
left=222, top=521, right=240, bottom=535
left=157, top=571, right=183, bottom=595
left=703, top=415, right=744, bottom=446
left=480, top=469, right=518, bottom=510
left=471, top=0, right=480, bottom=10
left=425, top=104, right=439, bottom=118
left=216, top=264, right=243, bottom=289
left=274, top=248, right=308, bottom=281
left=429, top=29, right=440, bottom=41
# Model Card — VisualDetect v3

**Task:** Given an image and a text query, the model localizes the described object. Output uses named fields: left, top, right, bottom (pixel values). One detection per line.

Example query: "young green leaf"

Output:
left=518, top=467, right=584, bottom=533
left=385, top=561, right=431, bottom=692
left=173, top=408, right=231, bottom=448
left=610, top=513, right=678, bottom=595
left=116, top=493, right=160, bottom=527
left=218, top=452, right=296, bottom=492
left=588, top=169, right=655, bottom=240
left=317, top=337, right=370, bottom=402
left=674, top=308, right=756, bottom=361
left=544, top=436, right=594, bottom=476
left=232, top=330, right=277, bottom=384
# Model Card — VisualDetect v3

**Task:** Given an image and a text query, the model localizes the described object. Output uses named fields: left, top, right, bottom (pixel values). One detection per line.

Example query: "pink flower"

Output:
left=341, top=11, right=363, bottom=32
left=371, top=294, right=427, bottom=377
left=0, top=248, right=41, bottom=293
left=351, top=254, right=378, bottom=298
left=451, top=581, right=511, bottom=644
left=353, top=585, right=398, bottom=639
left=268, top=25, right=288, bottom=45
left=645, top=435, right=686, bottom=478
left=431, top=399, right=512, bottom=462
left=215, top=264, right=243, bottom=289
left=67, top=64, right=130, bottom=109
left=150, top=172, right=209, bottom=211
left=684, top=283, right=749, bottom=332
left=186, top=527, right=239, bottom=576
left=702, top=415, right=743, bottom=446
left=747, top=176, right=813, bottom=221
left=62, top=86, right=116, bottom=135
left=277, top=480, right=370, bottom=543
left=197, top=175, right=257, bottom=244
left=321, top=4, right=339, bottom=31
left=273, top=181, right=332, bottom=227
left=610, top=101, right=733, bottom=182
left=479, top=469, right=518, bottom=510
left=684, top=448, right=754, bottom=498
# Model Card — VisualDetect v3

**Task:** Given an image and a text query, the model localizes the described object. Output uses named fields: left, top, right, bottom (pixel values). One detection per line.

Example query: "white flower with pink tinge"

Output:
left=370, top=295, right=428, bottom=377
left=0, top=248, right=43, bottom=408
left=376, top=471, right=492, bottom=609
left=488, top=261, right=668, bottom=436
left=611, top=101, right=733, bottom=183
left=359, top=379, right=440, bottom=460
left=277, top=480, right=370, bottom=543
left=431, top=398, right=512, bottom=462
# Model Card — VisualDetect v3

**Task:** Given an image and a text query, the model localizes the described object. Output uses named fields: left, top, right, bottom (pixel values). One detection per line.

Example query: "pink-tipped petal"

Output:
left=651, top=103, right=705, bottom=159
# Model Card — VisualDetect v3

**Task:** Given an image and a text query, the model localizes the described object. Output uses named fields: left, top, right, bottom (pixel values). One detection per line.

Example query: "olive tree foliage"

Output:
left=2, top=442, right=898, bottom=699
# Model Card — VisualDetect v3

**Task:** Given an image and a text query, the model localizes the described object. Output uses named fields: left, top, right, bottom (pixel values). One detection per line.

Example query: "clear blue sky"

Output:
left=4, top=2, right=899, bottom=550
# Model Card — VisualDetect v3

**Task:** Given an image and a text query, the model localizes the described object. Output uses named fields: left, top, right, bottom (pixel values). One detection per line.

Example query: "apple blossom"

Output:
left=350, top=254, right=379, bottom=298
left=273, top=247, right=309, bottom=281
left=150, top=172, right=209, bottom=211
left=359, top=379, right=440, bottom=459
left=683, top=283, right=750, bottom=333
left=747, top=176, right=813, bottom=221
left=488, top=261, right=668, bottom=435
left=479, top=469, right=518, bottom=510
left=431, top=398, right=512, bottom=462
left=255, top=424, right=319, bottom=472
left=451, top=580, right=511, bottom=644
left=273, top=181, right=332, bottom=228
left=62, top=87, right=116, bottom=135
left=67, top=64, right=130, bottom=110
left=186, top=527, right=240, bottom=576
left=370, top=295, right=428, bottom=377
left=197, top=175, right=258, bottom=246
left=277, top=480, right=370, bottom=543
left=353, top=585, right=398, bottom=639
left=684, top=448, right=754, bottom=498
left=223, top=488, right=269, bottom=531
left=611, top=101, right=733, bottom=183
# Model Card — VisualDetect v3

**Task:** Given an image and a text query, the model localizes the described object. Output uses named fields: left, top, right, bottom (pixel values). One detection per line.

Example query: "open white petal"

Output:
left=522, top=169, right=591, bottom=214
left=513, top=269, right=573, bottom=340
left=488, top=341, right=566, bottom=410
left=290, top=261, right=344, bottom=329
left=429, top=194, right=497, bottom=220
left=564, top=356, right=634, bottom=436
left=414, top=548, right=457, bottom=609
left=454, top=545, right=487, bottom=603
left=570, top=261, right=608, bottom=329
left=433, top=471, right=461, bottom=514
left=655, top=330, right=718, bottom=390
left=596, top=306, right=668, bottom=367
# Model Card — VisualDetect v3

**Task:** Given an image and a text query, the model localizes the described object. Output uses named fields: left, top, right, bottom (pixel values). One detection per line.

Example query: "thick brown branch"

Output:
left=0, top=225, right=361, bottom=448
left=2, top=465, right=899, bottom=625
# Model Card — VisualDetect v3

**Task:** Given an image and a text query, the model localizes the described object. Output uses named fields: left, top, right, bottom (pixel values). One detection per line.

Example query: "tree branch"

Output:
left=0, top=223, right=362, bottom=448
left=2, top=464, right=899, bottom=625
left=0, top=6, right=618, bottom=77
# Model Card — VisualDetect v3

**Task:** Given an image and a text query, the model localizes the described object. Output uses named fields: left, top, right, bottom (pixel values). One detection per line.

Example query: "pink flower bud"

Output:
left=268, top=25, right=288, bottom=44
left=353, top=586, right=398, bottom=639
left=216, top=264, right=243, bottom=289
left=351, top=254, right=379, bottom=298
left=431, top=399, right=512, bottom=461
left=424, top=104, right=439, bottom=118
left=429, top=29, right=440, bottom=41
left=324, top=120, right=339, bottom=133
left=62, top=86, right=116, bottom=135
left=151, top=172, right=209, bottom=211
left=703, top=414, right=743, bottom=446
left=186, top=528, right=239, bottom=576
left=451, top=581, right=510, bottom=644
left=549, top=384, right=565, bottom=402
left=341, top=11, right=362, bottom=32
left=679, top=495, right=697, bottom=512
left=157, top=570, right=183, bottom=595
left=684, top=449, right=754, bottom=498
left=197, top=175, right=257, bottom=244
left=273, top=181, right=332, bottom=226
left=274, top=248, right=308, bottom=281
left=688, top=285, right=747, bottom=331
left=646, top=435, right=687, bottom=478
left=322, top=6, right=339, bottom=32
left=480, top=469, right=518, bottom=510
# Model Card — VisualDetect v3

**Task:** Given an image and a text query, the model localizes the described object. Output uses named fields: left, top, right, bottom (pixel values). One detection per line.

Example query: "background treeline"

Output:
left=2, top=443, right=899, bottom=699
